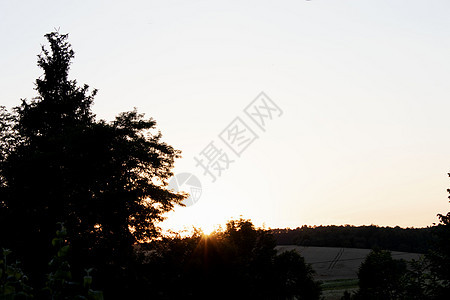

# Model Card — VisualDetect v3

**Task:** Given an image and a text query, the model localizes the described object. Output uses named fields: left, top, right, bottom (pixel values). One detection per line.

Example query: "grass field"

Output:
left=276, top=246, right=422, bottom=299
left=321, top=279, right=359, bottom=300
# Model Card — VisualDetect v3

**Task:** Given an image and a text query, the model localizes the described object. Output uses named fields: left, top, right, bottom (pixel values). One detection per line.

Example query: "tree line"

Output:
left=270, top=225, right=434, bottom=253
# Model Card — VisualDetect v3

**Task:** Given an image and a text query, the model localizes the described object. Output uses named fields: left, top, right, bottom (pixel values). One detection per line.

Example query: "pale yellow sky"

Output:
left=1, top=0, right=449, bottom=232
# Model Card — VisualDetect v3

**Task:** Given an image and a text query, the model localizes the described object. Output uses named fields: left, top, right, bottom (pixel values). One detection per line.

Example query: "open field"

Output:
left=321, top=279, right=359, bottom=300
left=276, top=246, right=423, bottom=299
left=276, top=245, right=422, bottom=281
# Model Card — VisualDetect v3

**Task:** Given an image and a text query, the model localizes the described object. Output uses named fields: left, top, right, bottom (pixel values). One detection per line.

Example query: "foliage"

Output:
left=43, top=223, right=103, bottom=300
left=355, top=249, right=407, bottom=300
left=1, top=223, right=103, bottom=300
left=425, top=173, right=450, bottom=297
left=137, top=219, right=322, bottom=299
left=274, top=250, right=321, bottom=300
left=346, top=252, right=447, bottom=300
left=400, top=256, right=437, bottom=300
left=0, top=31, right=184, bottom=288
left=0, top=248, right=33, bottom=299
left=0, top=107, right=19, bottom=168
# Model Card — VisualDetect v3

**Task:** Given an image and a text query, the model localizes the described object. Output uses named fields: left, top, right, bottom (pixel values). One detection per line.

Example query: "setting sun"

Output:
left=199, top=223, right=218, bottom=236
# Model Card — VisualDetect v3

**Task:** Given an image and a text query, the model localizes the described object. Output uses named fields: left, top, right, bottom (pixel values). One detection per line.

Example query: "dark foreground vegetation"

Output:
left=271, top=225, right=434, bottom=253
left=135, top=219, right=321, bottom=299
left=0, top=32, right=449, bottom=299
left=1, top=218, right=322, bottom=299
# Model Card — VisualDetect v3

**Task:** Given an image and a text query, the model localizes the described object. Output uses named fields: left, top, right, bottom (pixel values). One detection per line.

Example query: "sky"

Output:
left=1, top=0, right=450, bottom=232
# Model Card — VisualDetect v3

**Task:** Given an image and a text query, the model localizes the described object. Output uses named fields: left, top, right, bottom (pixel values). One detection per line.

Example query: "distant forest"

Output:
left=269, top=225, right=434, bottom=253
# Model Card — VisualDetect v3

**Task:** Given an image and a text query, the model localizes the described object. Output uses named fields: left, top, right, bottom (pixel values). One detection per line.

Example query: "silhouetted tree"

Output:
left=355, top=249, right=407, bottom=300
left=0, top=32, right=184, bottom=288
left=400, top=256, right=436, bottom=300
left=426, top=173, right=450, bottom=297
left=274, top=250, right=322, bottom=300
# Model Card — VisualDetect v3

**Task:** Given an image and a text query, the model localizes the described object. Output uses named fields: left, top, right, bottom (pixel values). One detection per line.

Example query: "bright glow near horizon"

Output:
left=1, top=1, right=449, bottom=232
